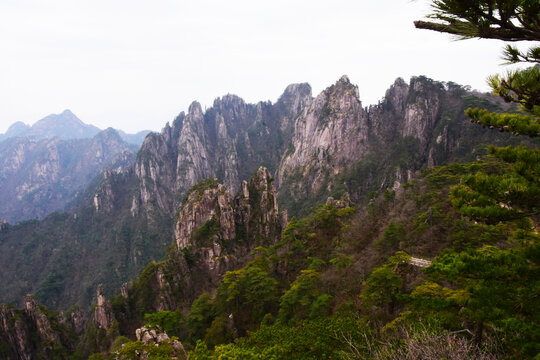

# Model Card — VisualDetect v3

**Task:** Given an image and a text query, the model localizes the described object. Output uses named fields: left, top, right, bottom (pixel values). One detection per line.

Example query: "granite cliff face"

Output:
left=277, top=75, right=369, bottom=194
left=130, top=84, right=311, bottom=221
left=0, top=128, right=135, bottom=223
left=93, top=285, right=116, bottom=332
left=276, top=76, right=523, bottom=213
left=0, top=296, right=84, bottom=359
left=112, top=167, right=282, bottom=328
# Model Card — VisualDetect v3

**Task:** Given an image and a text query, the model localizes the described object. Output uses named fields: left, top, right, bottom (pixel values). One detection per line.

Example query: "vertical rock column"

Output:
left=93, top=285, right=116, bottom=332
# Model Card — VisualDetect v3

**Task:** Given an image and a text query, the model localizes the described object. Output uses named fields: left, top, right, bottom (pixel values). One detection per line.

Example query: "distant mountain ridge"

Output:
left=0, top=110, right=152, bottom=223
left=0, top=109, right=151, bottom=146
left=0, top=128, right=136, bottom=223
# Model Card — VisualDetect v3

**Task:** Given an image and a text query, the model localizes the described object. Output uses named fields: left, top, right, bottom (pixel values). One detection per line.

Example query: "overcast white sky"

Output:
left=0, top=0, right=521, bottom=134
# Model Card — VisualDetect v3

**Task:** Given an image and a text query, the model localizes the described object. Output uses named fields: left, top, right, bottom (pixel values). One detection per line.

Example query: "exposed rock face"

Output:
left=133, top=326, right=187, bottom=359
left=93, top=285, right=116, bottom=331
left=275, top=75, right=524, bottom=213
left=23, top=296, right=60, bottom=343
left=0, top=305, right=32, bottom=360
left=117, top=167, right=284, bottom=316
left=0, top=297, right=87, bottom=358
left=278, top=75, right=368, bottom=194
left=131, top=84, right=311, bottom=220
left=175, top=166, right=281, bottom=256
left=401, top=77, right=442, bottom=147
left=0, top=128, right=135, bottom=223
left=175, top=181, right=235, bottom=250
left=70, top=307, right=88, bottom=334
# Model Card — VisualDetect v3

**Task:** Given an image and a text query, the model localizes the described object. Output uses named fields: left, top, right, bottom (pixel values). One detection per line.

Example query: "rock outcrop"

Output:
left=278, top=75, right=369, bottom=194
left=275, top=75, right=524, bottom=213
left=115, top=167, right=283, bottom=318
left=93, top=285, right=116, bottom=332
left=131, top=84, right=311, bottom=220
left=175, top=166, right=281, bottom=268
left=131, top=326, right=187, bottom=359
left=0, top=296, right=81, bottom=359
left=0, top=305, right=32, bottom=360
left=23, top=296, right=60, bottom=343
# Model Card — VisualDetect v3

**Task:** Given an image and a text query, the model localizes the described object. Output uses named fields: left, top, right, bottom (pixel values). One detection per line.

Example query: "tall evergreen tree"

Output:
left=415, top=0, right=539, bottom=221
left=410, top=2, right=540, bottom=357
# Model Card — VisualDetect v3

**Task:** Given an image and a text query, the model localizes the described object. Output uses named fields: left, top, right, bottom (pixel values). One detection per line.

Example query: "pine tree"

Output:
left=415, top=0, right=540, bottom=221
left=409, top=2, right=540, bottom=357
left=416, top=0, right=540, bottom=135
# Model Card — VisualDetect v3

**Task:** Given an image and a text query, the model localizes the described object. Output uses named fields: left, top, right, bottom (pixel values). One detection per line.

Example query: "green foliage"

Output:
left=227, top=316, right=371, bottom=360
left=216, top=260, right=278, bottom=335
left=488, top=65, right=540, bottom=117
left=360, top=253, right=408, bottom=317
left=467, top=107, right=540, bottom=137
left=132, top=262, right=161, bottom=318
left=87, top=354, right=106, bottom=360
left=420, top=244, right=540, bottom=355
left=35, top=273, right=65, bottom=309
left=328, top=254, right=354, bottom=269
left=203, top=315, right=235, bottom=348
left=376, top=222, right=405, bottom=252
left=275, top=204, right=355, bottom=277
left=187, top=294, right=218, bottom=342
left=113, top=338, right=179, bottom=360
left=277, top=270, right=333, bottom=325
left=181, top=178, right=221, bottom=209
left=144, top=310, right=185, bottom=338
left=414, top=0, right=540, bottom=42
left=450, top=146, right=540, bottom=224
left=190, top=219, right=220, bottom=247
left=110, top=336, right=131, bottom=353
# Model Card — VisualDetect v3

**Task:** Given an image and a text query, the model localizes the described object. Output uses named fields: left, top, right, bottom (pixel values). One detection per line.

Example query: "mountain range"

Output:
left=0, top=109, right=150, bottom=145
left=0, top=111, right=151, bottom=223
left=0, top=75, right=531, bottom=312
left=0, top=74, right=537, bottom=359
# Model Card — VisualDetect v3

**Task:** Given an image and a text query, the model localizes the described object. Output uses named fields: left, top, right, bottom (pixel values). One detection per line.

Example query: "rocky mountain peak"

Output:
left=187, top=101, right=204, bottom=118
left=24, top=295, right=60, bottom=343
left=338, top=74, right=351, bottom=83
left=382, top=77, right=410, bottom=112
left=4, top=121, right=30, bottom=137
left=94, top=127, right=123, bottom=142
left=282, top=83, right=312, bottom=98
left=327, top=74, right=360, bottom=101
left=277, top=75, right=368, bottom=191
left=277, top=83, right=313, bottom=117
left=214, top=94, right=245, bottom=108
left=175, top=178, right=234, bottom=251
left=61, top=108, right=76, bottom=117
left=29, top=110, right=101, bottom=139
